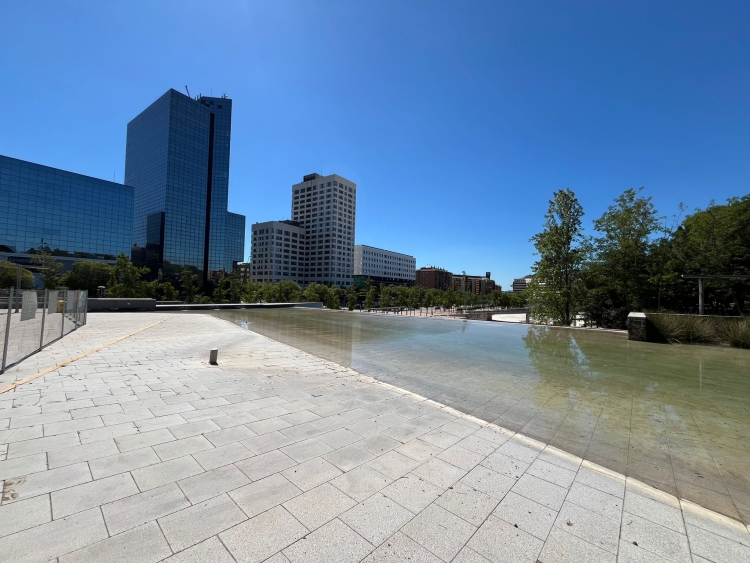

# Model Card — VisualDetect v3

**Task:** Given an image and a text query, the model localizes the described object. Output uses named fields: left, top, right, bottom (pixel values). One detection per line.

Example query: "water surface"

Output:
left=210, top=308, right=750, bottom=523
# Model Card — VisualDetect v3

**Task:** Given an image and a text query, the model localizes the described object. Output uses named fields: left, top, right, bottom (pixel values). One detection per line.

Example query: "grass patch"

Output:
left=647, top=313, right=750, bottom=349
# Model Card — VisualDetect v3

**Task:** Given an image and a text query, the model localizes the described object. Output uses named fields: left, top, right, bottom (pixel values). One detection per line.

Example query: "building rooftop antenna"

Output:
left=184, top=85, right=191, bottom=98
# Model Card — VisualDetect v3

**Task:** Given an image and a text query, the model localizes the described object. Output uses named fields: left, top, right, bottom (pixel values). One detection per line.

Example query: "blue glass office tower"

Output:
left=125, top=89, right=245, bottom=283
left=0, top=155, right=133, bottom=259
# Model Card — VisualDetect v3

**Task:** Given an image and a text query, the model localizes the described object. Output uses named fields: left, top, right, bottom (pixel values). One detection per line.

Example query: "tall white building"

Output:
left=249, top=220, right=305, bottom=282
left=354, top=245, right=416, bottom=285
left=291, top=173, right=356, bottom=288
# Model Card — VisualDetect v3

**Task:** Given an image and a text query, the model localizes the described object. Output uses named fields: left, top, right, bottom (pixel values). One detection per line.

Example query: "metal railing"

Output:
left=1, top=288, right=88, bottom=373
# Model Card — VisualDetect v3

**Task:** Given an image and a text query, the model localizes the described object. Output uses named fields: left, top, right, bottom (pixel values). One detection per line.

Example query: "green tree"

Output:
left=0, top=262, right=34, bottom=289
left=276, top=280, right=303, bottom=303
left=107, top=253, right=151, bottom=298
left=364, top=288, right=376, bottom=309
left=62, top=261, right=112, bottom=294
left=663, top=196, right=750, bottom=314
left=585, top=188, right=659, bottom=328
left=325, top=287, right=341, bottom=309
left=304, top=282, right=329, bottom=304
left=526, top=189, right=589, bottom=326
left=180, top=269, right=200, bottom=303
left=32, top=248, right=63, bottom=289
left=347, top=290, right=357, bottom=311
left=380, top=284, right=392, bottom=308
left=154, top=281, right=178, bottom=301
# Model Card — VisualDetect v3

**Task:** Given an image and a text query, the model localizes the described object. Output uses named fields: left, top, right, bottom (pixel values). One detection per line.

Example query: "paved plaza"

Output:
left=0, top=313, right=748, bottom=562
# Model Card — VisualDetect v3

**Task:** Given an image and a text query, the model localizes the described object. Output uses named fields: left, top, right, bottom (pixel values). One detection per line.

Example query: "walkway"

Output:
left=0, top=313, right=747, bottom=562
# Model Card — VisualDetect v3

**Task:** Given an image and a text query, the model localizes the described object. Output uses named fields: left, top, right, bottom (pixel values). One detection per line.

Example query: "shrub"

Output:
left=715, top=318, right=750, bottom=349
left=647, top=313, right=750, bottom=349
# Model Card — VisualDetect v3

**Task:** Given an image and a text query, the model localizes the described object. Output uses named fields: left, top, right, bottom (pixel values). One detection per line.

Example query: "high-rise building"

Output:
left=416, top=266, right=453, bottom=290
left=249, top=220, right=305, bottom=283
left=291, top=173, right=356, bottom=288
left=125, top=88, right=245, bottom=283
left=0, top=155, right=133, bottom=272
left=354, top=245, right=416, bottom=286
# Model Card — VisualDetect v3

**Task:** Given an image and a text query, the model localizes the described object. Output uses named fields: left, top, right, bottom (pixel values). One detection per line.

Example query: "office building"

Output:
left=354, top=245, right=416, bottom=286
left=125, top=88, right=245, bottom=283
left=0, top=155, right=133, bottom=274
left=512, top=275, right=533, bottom=292
left=416, top=266, right=453, bottom=290
left=249, top=220, right=305, bottom=283
left=453, top=272, right=497, bottom=295
left=291, top=173, right=356, bottom=287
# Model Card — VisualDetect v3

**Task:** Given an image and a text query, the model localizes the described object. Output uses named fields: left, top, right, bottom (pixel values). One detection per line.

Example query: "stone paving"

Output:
left=0, top=312, right=748, bottom=563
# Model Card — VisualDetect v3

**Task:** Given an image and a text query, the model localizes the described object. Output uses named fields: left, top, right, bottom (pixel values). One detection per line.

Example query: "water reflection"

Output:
left=206, top=309, right=750, bottom=523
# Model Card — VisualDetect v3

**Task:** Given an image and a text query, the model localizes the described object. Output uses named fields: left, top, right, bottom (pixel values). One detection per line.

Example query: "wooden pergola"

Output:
left=681, top=274, right=750, bottom=315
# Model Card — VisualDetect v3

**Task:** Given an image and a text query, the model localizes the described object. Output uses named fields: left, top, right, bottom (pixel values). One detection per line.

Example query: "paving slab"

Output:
left=0, top=312, right=746, bottom=563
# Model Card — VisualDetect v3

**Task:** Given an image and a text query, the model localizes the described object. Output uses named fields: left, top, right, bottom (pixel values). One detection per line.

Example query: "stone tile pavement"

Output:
left=0, top=312, right=747, bottom=562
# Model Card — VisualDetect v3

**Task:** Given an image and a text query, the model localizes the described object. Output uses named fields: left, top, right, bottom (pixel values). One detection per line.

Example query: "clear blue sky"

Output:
left=2, top=1, right=748, bottom=289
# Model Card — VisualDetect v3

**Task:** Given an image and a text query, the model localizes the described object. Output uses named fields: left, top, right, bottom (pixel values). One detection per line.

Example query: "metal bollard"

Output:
left=209, top=348, right=219, bottom=365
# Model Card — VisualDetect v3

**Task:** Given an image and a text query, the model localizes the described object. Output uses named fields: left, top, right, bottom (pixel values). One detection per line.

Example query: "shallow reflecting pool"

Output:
left=209, top=308, right=750, bottom=523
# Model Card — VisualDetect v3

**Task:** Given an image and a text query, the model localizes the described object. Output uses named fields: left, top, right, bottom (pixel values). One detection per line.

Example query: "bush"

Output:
left=716, top=318, right=750, bottom=349
left=647, top=313, right=750, bottom=349
left=0, top=261, right=34, bottom=289
left=62, top=261, right=112, bottom=294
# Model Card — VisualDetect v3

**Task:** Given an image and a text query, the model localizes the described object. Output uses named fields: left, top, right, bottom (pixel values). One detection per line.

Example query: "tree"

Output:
left=0, top=262, right=34, bottom=289
left=527, top=189, right=588, bottom=326
left=304, top=282, right=329, bottom=304
left=107, top=253, right=151, bottom=298
left=585, top=188, right=659, bottom=328
left=153, top=282, right=178, bottom=301
left=364, top=288, right=376, bottom=309
left=180, top=269, right=199, bottom=303
left=325, top=287, right=342, bottom=309
left=347, top=290, right=357, bottom=311
left=380, top=284, right=392, bottom=307
left=62, top=261, right=112, bottom=294
left=275, top=280, right=303, bottom=303
left=32, top=248, right=63, bottom=289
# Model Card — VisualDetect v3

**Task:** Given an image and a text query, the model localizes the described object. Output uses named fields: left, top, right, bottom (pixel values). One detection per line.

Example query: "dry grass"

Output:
left=647, top=313, right=750, bottom=349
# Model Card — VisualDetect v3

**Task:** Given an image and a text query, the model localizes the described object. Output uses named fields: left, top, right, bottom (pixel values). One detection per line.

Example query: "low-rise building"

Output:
left=453, top=272, right=498, bottom=295
left=354, top=245, right=416, bottom=287
left=512, top=275, right=533, bottom=292
left=416, top=266, right=453, bottom=290
left=248, top=220, right=305, bottom=283
left=0, top=155, right=133, bottom=285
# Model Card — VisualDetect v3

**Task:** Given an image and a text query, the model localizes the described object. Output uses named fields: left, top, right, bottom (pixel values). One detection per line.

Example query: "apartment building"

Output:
left=248, top=220, right=305, bottom=283
left=291, top=173, right=356, bottom=288
left=416, top=266, right=453, bottom=290
left=453, top=272, right=498, bottom=295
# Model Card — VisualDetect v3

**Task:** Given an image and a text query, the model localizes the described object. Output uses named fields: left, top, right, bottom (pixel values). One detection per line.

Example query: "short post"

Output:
left=698, top=277, right=704, bottom=315
left=209, top=348, right=219, bottom=365
left=2, top=288, right=14, bottom=373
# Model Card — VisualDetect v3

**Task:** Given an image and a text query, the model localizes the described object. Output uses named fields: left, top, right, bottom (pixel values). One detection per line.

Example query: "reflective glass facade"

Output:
left=125, top=89, right=244, bottom=281
left=0, top=155, right=133, bottom=259
left=226, top=211, right=246, bottom=270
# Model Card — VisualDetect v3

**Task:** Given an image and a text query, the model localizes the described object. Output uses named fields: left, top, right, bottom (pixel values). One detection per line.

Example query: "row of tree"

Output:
left=528, top=189, right=750, bottom=328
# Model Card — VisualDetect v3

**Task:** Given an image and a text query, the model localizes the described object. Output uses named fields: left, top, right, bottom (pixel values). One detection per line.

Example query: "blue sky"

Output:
left=1, top=1, right=748, bottom=289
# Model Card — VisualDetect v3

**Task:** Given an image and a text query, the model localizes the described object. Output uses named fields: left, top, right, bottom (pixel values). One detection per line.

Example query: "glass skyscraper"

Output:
left=125, top=88, right=245, bottom=283
left=0, top=155, right=133, bottom=259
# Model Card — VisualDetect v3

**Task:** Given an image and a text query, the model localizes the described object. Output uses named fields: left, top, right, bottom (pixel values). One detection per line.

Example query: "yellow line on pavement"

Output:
left=0, top=316, right=172, bottom=394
